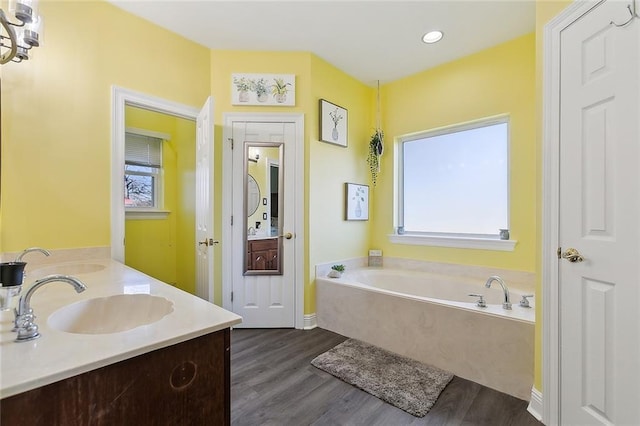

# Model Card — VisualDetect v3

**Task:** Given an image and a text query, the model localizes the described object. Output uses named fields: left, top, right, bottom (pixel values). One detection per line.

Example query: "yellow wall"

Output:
left=2, top=1, right=373, bottom=314
left=1, top=0, right=210, bottom=252
left=123, top=107, right=196, bottom=294
left=174, top=117, right=197, bottom=294
left=1, top=4, right=554, bottom=389
left=124, top=107, right=178, bottom=285
left=308, top=55, right=373, bottom=313
left=209, top=51, right=372, bottom=312
left=373, top=33, right=536, bottom=272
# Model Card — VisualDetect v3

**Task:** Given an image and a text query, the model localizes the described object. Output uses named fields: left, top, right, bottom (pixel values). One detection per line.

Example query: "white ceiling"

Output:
left=107, top=1, right=536, bottom=85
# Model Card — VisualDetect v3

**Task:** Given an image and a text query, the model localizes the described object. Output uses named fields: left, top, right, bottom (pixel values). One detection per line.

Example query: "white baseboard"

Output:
left=527, top=387, right=543, bottom=422
left=303, top=313, right=317, bottom=329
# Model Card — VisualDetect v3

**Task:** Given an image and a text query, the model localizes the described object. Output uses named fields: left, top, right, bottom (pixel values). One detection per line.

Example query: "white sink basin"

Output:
left=32, top=263, right=106, bottom=276
left=48, top=294, right=174, bottom=334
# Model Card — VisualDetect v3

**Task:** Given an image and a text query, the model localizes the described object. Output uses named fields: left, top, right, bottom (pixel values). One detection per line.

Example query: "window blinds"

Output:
left=125, top=132, right=162, bottom=167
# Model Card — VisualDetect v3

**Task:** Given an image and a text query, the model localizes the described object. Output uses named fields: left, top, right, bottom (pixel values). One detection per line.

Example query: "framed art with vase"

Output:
left=319, top=99, right=348, bottom=147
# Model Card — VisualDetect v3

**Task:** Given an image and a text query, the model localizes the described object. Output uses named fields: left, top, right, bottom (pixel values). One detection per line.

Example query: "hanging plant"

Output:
left=367, top=129, right=384, bottom=186
left=368, top=80, right=384, bottom=187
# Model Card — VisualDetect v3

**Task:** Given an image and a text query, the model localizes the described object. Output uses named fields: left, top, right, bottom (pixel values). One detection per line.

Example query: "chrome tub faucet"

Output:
left=485, top=275, right=512, bottom=310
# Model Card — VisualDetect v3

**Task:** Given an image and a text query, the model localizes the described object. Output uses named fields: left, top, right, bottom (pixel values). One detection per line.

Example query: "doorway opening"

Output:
left=123, top=106, right=196, bottom=293
left=111, top=87, right=215, bottom=301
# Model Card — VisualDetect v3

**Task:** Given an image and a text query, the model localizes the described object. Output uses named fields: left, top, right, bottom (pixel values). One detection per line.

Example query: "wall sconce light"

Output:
left=1, top=0, right=43, bottom=64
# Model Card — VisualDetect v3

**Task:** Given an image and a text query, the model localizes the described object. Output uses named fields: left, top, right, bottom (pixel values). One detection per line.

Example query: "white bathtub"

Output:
left=341, top=268, right=535, bottom=321
left=316, top=265, right=535, bottom=400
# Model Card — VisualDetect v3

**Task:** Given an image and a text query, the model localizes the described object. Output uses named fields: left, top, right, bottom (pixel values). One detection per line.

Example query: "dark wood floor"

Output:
left=230, top=328, right=541, bottom=426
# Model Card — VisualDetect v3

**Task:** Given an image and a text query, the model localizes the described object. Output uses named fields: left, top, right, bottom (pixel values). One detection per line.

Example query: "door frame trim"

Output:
left=110, top=86, right=200, bottom=262
left=222, top=112, right=305, bottom=329
left=542, top=1, right=604, bottom=424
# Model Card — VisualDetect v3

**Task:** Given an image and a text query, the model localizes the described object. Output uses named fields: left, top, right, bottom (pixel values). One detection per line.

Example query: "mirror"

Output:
left=244, top=142, right=284, bottom=275
left=247, top=175, right=260, bottom=217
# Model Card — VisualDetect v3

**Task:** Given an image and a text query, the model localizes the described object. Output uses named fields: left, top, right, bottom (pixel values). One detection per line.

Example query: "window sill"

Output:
left=388, top=233, right=517, bottom=252
left=125, top=209, right=171, bottom=220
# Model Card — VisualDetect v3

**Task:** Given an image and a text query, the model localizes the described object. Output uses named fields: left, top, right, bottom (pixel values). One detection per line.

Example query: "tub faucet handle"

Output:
left=468, top=293, right=487, bottom=308
left=519, top=294, right=534, bottom=308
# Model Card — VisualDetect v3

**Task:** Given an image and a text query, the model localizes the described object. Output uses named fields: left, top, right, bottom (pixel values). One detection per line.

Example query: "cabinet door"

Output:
left=267, top=248, right=278, bottom=270
left=252, top=249, right=270, bottom=270
left=1, top=330, right=231, bottom=425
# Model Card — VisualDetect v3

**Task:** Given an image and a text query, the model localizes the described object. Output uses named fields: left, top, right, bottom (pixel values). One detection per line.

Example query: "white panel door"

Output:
left=195, top=97, right=215, bottom=301
left=231, top=121, right=296, bottom=327
left=559, top=1, right=640, bottom=424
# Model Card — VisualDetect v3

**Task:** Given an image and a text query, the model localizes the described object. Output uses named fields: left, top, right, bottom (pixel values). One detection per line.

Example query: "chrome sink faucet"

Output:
left=14, top=275, right=86, bottom=342
left=15, top=247, right=51, bottom=262
left=485, top=275, right=512, bottom=310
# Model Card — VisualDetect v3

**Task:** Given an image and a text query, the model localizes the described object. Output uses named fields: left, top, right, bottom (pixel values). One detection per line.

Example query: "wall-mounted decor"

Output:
left=345, top=183, right=369, bottom=221
left=231, top=73, right=295, bottom=106
left=319, top=99, right=348, bottom=147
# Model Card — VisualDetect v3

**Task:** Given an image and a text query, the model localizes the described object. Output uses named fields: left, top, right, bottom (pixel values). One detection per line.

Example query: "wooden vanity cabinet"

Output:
left=0, top=328, right=231, bottom=426
left=247, top=238, right=278, bottom=270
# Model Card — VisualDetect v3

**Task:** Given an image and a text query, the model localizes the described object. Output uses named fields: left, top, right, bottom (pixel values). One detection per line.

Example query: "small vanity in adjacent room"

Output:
left=0, top=251, right=242, bottom=425
left=247, top=237, right=279, bottom=270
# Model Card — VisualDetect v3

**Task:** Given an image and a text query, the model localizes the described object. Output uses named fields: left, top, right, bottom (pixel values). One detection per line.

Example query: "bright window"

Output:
left=398, top=116, right=509, bottom=238
left=124, top=132, right=163, bottom=209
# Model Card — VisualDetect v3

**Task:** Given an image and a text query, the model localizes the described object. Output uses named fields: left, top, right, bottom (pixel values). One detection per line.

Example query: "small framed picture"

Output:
left=319, top=99, right=348, bottom=147
left=345, top=183, right=369, bottom=221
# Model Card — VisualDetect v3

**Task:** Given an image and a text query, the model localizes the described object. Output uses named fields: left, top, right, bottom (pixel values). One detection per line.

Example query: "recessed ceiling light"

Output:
left=422, top=31, right=443, bottom=44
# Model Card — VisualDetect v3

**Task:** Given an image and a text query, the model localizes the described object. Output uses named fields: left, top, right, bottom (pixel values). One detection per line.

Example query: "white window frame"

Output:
left=124, top=127, right=171, bottom=220
left=389, top=115, right=516, bottom=251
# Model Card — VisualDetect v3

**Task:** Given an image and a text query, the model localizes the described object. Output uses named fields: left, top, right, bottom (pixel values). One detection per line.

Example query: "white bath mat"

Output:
left=311, top=338, right=453, bottom=417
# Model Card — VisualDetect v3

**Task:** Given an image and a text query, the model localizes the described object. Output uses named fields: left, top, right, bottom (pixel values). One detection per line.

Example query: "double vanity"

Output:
left=0, top=249, right=241, bottom=424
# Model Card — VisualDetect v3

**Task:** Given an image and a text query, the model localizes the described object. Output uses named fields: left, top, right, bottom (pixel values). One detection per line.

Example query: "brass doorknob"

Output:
left=280, top=232, right=293, bottom=240
left=561, top=248, right=584, bottom=263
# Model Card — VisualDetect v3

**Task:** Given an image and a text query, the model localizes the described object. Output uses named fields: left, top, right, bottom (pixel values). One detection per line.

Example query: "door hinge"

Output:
left=231, top=216, right=233, bottom=226
left=557, top=247, right=562, bottom=259
left=231, top=291, right=234, bottom=302
left=228, top=138, right=234, bottom=149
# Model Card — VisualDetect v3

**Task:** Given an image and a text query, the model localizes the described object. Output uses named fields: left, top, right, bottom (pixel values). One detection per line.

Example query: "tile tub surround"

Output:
left=0, top=256, right=242, bottom=398
left=316, top=257, right=535, bottom=293
left=315, top=257, right=368, bottom=279
left=316, top=268, right=534, bottom=400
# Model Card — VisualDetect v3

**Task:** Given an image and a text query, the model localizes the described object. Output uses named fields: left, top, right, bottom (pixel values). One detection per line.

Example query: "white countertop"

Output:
left=0, top=258, right=242, bottom=399
left=247, top=235, right=277, bottom=240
